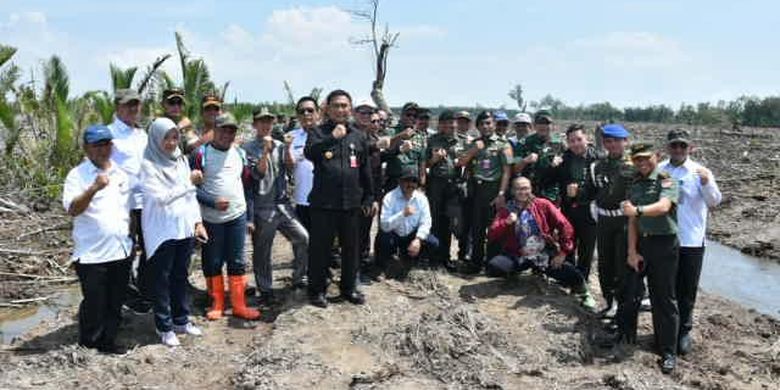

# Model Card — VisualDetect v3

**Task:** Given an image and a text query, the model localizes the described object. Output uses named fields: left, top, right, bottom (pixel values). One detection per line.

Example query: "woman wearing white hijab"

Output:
left=141, top=117, right=208, bottom=346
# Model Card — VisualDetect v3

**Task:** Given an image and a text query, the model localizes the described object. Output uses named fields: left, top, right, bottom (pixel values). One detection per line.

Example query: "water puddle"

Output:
left=700, top=240, right=780, bottom=317
left=0, top=288, right=80, bottom=344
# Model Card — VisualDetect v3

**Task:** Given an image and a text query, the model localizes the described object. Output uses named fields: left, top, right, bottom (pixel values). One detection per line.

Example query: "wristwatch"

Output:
left=636, top=205, right=644, bottom=216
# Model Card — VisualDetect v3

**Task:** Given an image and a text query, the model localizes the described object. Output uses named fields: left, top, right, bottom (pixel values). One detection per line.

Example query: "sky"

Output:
left=1, top=0, right=778, bottom=109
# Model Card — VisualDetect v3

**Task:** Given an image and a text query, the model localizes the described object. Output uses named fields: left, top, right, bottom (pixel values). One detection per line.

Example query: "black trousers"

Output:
left=359, top=212, right=374, bottom=262
left=426, top=176, right=456, bottom=263
left=308, top=208, right=361, bottom=296
left=468, top=178, right=501, bottom=267
left=596, top=215, right=628, bottom=304
left=564, top=205, right=597, bottom=279
left=126, top=209, right=152, bottom=303
left=295, top=204, right=312, bottom=232
left=640, top=234, right=680, bottom=356
left=75, top=257, right=132, bottom=349
left=677, top=246, right=704, bottom=336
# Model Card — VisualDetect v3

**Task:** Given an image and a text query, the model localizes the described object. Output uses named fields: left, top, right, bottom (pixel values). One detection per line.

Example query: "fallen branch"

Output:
left=16, top=221, right=70, bottom=240
left=0, top=247, right=64, bottom=256
left=6, top=295, right=53, bottom=304
left=0, top=271, right=72, bottom=280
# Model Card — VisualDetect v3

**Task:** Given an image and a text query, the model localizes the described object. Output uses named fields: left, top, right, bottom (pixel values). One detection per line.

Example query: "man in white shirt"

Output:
left=108, top=88, right=152, bottom=314
left=374, top=168, right=438, bottom=279
left=659, top=129, right=722, bottom=355
left=287, top=97, right=319, bottom=231
left=63, top=125, right=132, bottom=354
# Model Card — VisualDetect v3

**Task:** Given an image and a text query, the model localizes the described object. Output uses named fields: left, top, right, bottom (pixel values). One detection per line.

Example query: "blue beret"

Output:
left=602, top=124, right=630, bottom=139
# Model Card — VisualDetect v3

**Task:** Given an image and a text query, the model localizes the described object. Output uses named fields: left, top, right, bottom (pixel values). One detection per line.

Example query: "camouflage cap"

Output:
left=115, top=88, right=141, bottom=105
left=666, top=129, right=690, bottom=145
left=401, top=102, right=419, bottom=114
left=399, top=166, right=420, bottom=182
left=201, top=93, right=222, bottom=109
left=630, top=142, right=655, bottom=158
left=216, top=112, right=238, bottom=129
left=415, top=108, right=431, bottom=119
left=454, top=110, right=471, bottom=120
left=252, top=107, right=275, bottom=121
left=534, top=109, right=553, bottom=124
left=162, top=88, right=185, bottom=103
left=438, top=109, right=455, bottom=121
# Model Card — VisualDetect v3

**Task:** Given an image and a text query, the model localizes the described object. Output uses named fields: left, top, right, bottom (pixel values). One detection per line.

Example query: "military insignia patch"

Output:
left=325, top=151, right=333, bottom=159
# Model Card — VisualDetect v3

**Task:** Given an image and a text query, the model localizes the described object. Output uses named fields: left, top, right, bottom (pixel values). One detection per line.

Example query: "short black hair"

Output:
left=566, top=123, right=586, bottom=137
left=296, top=96, right=319, bottom=112
left=475, top=110, right=494, bottom=126
left=325, top=89, right=352, bottom=105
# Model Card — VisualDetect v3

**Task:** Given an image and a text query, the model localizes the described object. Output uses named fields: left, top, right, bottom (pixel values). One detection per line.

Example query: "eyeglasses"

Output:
left=356, top=109, right=374, bottom=115
left=297, top=107, right=316, bottom=114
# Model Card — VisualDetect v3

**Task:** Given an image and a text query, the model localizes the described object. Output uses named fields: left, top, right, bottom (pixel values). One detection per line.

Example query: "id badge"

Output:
left=481, top=159, right=491, bottom=170
left=350, top=155, right=358, bottom=168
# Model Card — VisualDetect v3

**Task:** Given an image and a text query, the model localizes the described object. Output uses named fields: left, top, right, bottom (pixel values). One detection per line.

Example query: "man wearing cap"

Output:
left=494, top=111, right=511, bottom=141
left=182, top=93, right=222, bottom=155
left=304, top=89, right=374, bottom=308
left=513, top=110, right=564, bottom=202
left=193, top=113, right=260, bottom=320
left=558, top=124, right=602, bottom=278
left=63, top=125, right=133, bottom=354
left=622, top=142, right=680, bottom=374
left=161, top=88, right=192, bottom=132
left=243, top=107, right=309, bottom=304
left=659, top=129, right=721, bottom=356
left=376, top=167, right=437, bottom=277
left=384, top=106, right=428, bottom=191
left=455, top=110, right=479, bottom=140
left=582, top=123, right=635, bottom=318
left=453, top=110, right=475, bottom=263
left=109, top=88, right=152, bottom=314
left=457, top=111, right=513, bottom=274
left=424, top=110, right=460, bottom=270
left=353, top=100, right=382, bottom=266
left=509, top=113, right=533, bottom=145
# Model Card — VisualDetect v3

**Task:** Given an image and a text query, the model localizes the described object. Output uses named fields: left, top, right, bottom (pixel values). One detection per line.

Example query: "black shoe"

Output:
left=124, top=299, right=152, bottom=315
left=460, top=262, right=482, bottom=275
left=660, top=354, right=676, bottom=374
left=678, top=333, right=692, bottom=355
left=309, top=293, right=328, bottom=308
left=259, top=291, right=275, bottom=306
left=98, top=343, right=128, bottom=355
left=292, top=279, right=308, bottom=289
left=442, top=259, right=458, bottom=272
left=341, top=291, right=366, bottom=305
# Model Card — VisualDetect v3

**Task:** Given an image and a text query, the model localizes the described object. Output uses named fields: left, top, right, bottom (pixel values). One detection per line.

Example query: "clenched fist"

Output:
left=92, top=173, right=109, bottom=191
left=333, top=124, right=347, bottom=139
left=190, top=169, right=204, bottom=185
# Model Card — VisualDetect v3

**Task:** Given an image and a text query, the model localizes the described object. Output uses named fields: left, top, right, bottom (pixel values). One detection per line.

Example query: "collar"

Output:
left=111, top=116, right=135, bottom=134
left=88, top=159, right=115, bottom=175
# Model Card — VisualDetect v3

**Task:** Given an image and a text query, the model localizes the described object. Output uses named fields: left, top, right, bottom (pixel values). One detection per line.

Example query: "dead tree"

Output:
left=351, top=0, right=399, bottom=114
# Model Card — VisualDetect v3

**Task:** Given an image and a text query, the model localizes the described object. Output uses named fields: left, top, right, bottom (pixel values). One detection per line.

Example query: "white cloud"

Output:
left=571, top=31, right=689, bottom=69
left=397, top=24, right=447, bottom=39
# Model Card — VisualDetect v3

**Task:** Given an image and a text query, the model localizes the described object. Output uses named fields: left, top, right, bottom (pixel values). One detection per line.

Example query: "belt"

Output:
left=597, top=207, right=624, bottom=217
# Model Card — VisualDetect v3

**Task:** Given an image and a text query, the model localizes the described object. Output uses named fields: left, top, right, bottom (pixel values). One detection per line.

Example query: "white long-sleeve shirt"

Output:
left=288, top=128, right=314, bottom=206
left=140, top=160, right=202, bottom=258
left=62, top=160, right=132, bottom=264
left=660, top=158, right=722, bottom=247
left=109, top=117, right=147, bottom=210
left=379, top=187, right=432, bottom=240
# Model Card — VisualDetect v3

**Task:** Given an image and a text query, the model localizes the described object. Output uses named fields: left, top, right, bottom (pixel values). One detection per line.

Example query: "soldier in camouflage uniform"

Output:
left=582, top=124, right=635, bottom=318
left=453, top=111, right=475, bottom=262
left=457, top=111, right=513, bottom=274
left=513, top=110, right=564, bottom=202
left=424, top=110, right=460, bottom=270
left=385, top=103, right=426, bottom=192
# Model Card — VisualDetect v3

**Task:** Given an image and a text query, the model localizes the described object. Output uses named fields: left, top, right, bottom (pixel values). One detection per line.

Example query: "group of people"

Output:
left=64, top=87, right=721, bottom=374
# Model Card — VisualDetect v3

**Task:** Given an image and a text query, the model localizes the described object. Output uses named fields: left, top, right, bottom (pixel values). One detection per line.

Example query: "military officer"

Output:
left=424, top=110, right=459, bottom=270
left=513, top=110, right=564, bottom=202
left=622, top=142, right=680, bottom=374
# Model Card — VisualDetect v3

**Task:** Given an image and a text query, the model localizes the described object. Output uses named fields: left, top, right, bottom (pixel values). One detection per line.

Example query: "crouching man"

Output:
left=374, top=168, right=439, bottom=278
left=63, top=125, right=133, bottom=354
left=486, top=177, right=596, bottom=311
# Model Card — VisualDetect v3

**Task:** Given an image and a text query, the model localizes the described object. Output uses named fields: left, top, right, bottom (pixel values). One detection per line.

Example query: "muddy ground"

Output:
left=1, top=123, right=779, bottom=389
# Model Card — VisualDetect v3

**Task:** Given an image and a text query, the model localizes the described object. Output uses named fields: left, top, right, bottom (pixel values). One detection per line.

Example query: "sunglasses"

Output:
left=356, top=109, right=374, bottom=115
left=669, top=142, right=688, bottom=149
left=166, top=100, right=184, bottom=106
left=297, top=107, right=316, bottom=114
left=370, top=119, right=381, bottom=124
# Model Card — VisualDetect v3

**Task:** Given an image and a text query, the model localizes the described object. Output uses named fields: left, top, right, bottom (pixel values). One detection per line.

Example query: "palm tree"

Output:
left=42, top=55, right=76, bottom=171
left=110, top=64, right=138, bottom=92
left=174, top=31, right=219, bottom=124
left=0, top=45, right=21, bottom=156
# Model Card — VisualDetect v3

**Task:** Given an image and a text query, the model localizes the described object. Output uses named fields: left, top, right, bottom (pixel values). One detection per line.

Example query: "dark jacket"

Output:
left=304, top=121, right=374, bottom=210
